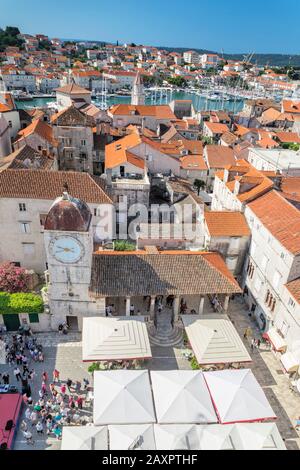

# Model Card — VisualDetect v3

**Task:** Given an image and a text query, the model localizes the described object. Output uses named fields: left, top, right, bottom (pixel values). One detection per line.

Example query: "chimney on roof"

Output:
left=63, top=182, right=69, bottom=193
left=223, top=169, right=229, bottom=183
left=234, top=180, right=240, bottom=196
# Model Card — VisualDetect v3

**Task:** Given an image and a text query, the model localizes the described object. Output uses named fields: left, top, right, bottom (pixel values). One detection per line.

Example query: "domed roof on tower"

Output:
left=44, top=187, right=92, bottom=232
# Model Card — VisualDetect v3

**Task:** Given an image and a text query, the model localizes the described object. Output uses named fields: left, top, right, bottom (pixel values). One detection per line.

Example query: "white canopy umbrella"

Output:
left=203, top=369, right=276, bottom=424
left=182, top=315, right=252, bottom=365
left=196, top=424, right=236, bottom=450
left=82, top=316, right=152, bottom=362
left=108, top=424, right=156, bottom=450
left=154, top=424, right=201, bottom=450
left=231, top=423, right=286, bottom=450
left=93, top=370, right=155, bottom=425
left=61, top=426, right=108, bottom=450
left=150, top=370, right=217, bottom=424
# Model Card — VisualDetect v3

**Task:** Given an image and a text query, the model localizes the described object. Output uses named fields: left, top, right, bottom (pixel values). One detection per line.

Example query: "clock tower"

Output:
left=44, top=191, right=103, bottom=331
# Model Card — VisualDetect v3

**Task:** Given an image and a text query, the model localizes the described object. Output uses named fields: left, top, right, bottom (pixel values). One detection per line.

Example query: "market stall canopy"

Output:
left=93, top=370, right=155, bottom=425
left=150, top=370, right=217, bottom=424
left=61, top=426, right=108, bottom=450
left=153, top=424, right=201, bottom=450
left=264, top=328, right=287, bottom=352
left=231, top=423, right=286, bottom=450
left=82, top=316, right=152, bottom=362
left=204, top=369, right=276, bottom=424
left=108, top=424, right=156, bottom=450
left=182, top=315, right=252, bottom=365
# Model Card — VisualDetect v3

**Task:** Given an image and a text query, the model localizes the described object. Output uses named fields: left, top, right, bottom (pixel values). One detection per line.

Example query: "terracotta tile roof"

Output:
left=204, top=122, right=229, bottom=134
left=105, top=132, right=142, bottom=169
left=55, top=83, right=91, bottom=95
left=89, top=251, right=241, bottom=297
left=205, top=145, right=236, bottom=169
left=51, top=105, right=95, bottom=127
left=259, top=107, right=281, bottom=124
left=248, top=190, right=300, bottom=255
left=109, top=104, right=176, bottom=120
left=205, top=211, right=250, bottom=237
left=0, top=145, right=54, bottom=171
left=16, top=119, right=58, bottom=147
left=257, top=137, right=279, bottom=149
left=275, top=132, right=300, bottom=144
left=221, top=132, right=238, bottom=146
left=0, top=169, right=112, bottom=204
left=0, top=103, right=11, bottom=113
left=285, top=278, right=300, bottom=304
left=180, top=154, right=207, bottom=171
left=282, top=100, right=300, bottom=114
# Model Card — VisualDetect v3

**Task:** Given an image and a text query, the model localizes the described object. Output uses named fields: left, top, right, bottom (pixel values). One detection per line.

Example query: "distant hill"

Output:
left=158, top=46, right=300, bottom=67
left=60, top=37, right=300, bottom=67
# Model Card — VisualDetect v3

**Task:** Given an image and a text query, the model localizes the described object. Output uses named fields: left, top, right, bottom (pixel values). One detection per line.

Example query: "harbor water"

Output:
left=16, top=91, right=244, bottom=113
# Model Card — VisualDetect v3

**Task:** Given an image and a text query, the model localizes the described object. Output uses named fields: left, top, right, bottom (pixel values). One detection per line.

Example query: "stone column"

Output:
left=150, top=296, right=156, bottom=320
left=173, top=296, right=180, bottom=322
left=223, top=295, right=230, bottom=313
left=126, top=297, right=131, bottom=316
left=198, top=296, right=205, bottom=315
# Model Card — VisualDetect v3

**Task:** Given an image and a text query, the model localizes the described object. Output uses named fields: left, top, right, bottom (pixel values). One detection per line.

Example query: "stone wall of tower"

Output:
left=0, top=120, right=12, bottom=158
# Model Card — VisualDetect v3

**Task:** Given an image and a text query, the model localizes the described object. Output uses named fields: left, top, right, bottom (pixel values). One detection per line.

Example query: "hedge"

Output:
left=0, top=292, right=44, bottom=315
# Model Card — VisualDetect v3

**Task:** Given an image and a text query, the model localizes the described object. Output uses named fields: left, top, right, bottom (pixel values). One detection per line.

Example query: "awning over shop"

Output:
left=280, top=351, right=300, bottom=373
left=82, top=316, right=152, bottom=362
left=264, top=328, right=287, bottom=352
left=182, top=315, right=252, bottom=365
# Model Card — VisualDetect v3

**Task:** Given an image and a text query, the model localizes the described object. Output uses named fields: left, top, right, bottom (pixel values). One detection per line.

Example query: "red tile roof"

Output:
left=248, top=190, right=300, bottom=255
left=205, top=211, right=250, bottom=237
left=0, top=169, right=112, bottom=204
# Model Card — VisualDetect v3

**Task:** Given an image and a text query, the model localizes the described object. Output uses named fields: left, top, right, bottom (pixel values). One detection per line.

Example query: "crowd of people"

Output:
left=0, top=329, right=92, bottom=447
left=19, top=370, right=91, bottom=445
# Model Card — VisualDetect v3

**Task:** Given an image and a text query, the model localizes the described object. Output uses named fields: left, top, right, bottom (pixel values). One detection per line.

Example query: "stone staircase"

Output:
left=147, top=308, right=183, bottom=347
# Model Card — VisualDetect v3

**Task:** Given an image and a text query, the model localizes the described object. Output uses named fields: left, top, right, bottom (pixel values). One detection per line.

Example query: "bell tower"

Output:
left=131, top=72, right=145, bottom=106
left=44, top=191, right=103, bottom=331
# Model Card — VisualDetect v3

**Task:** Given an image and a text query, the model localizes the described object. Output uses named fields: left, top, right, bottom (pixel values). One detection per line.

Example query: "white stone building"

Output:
left=248, top=147, right=300, bottom=176
left=243, top=190, right=300, bottom=351
left=0, top=169, right=114, bottom=274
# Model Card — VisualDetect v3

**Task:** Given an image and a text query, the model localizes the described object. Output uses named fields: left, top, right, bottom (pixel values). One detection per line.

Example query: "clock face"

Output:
left=50, top=236, right=84, bottom=264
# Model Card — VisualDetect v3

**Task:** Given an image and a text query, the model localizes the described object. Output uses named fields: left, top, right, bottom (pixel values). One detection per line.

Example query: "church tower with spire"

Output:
left=131, top=72, right=145, bottom=106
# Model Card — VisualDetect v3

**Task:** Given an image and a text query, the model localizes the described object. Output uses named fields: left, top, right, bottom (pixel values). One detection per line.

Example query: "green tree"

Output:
left=114, top=240, right=136, bottom=251
left=193, top=179, right=206, bottom=195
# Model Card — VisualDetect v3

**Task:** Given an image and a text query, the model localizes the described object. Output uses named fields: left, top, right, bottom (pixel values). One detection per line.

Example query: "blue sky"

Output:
left=1, top=0, right=300, bottom=54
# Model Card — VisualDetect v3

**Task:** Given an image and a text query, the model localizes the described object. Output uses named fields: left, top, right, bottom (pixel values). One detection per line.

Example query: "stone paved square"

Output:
left=0, top=298, right=299, bottom=450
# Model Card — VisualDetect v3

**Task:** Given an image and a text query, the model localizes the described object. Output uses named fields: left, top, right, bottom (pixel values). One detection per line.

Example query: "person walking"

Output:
left=14, top=366, right=22, bottom=382
left=25, top=407, right=31, bottom=420
left=66, top=378, right=72, bottom=392
left=23, top=430, right=34, bottom=446
left=76, top=396, right=83, bottom=410
left=60, top=384, right=66, bottom=399
left=42, top=371, right=48, bottom=383
left=250, top=338, right=256, bottom=352
left=2, top=373, right=9, bottom=385
left=36, top=421, right=44, bottom=434
left=30, top=410, right=38, bottom=427
left=20, top=420, right=28, bottom=432
left=53, top=369, right=60, bottom=383
left=83, top=378, right=89, bottom=391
